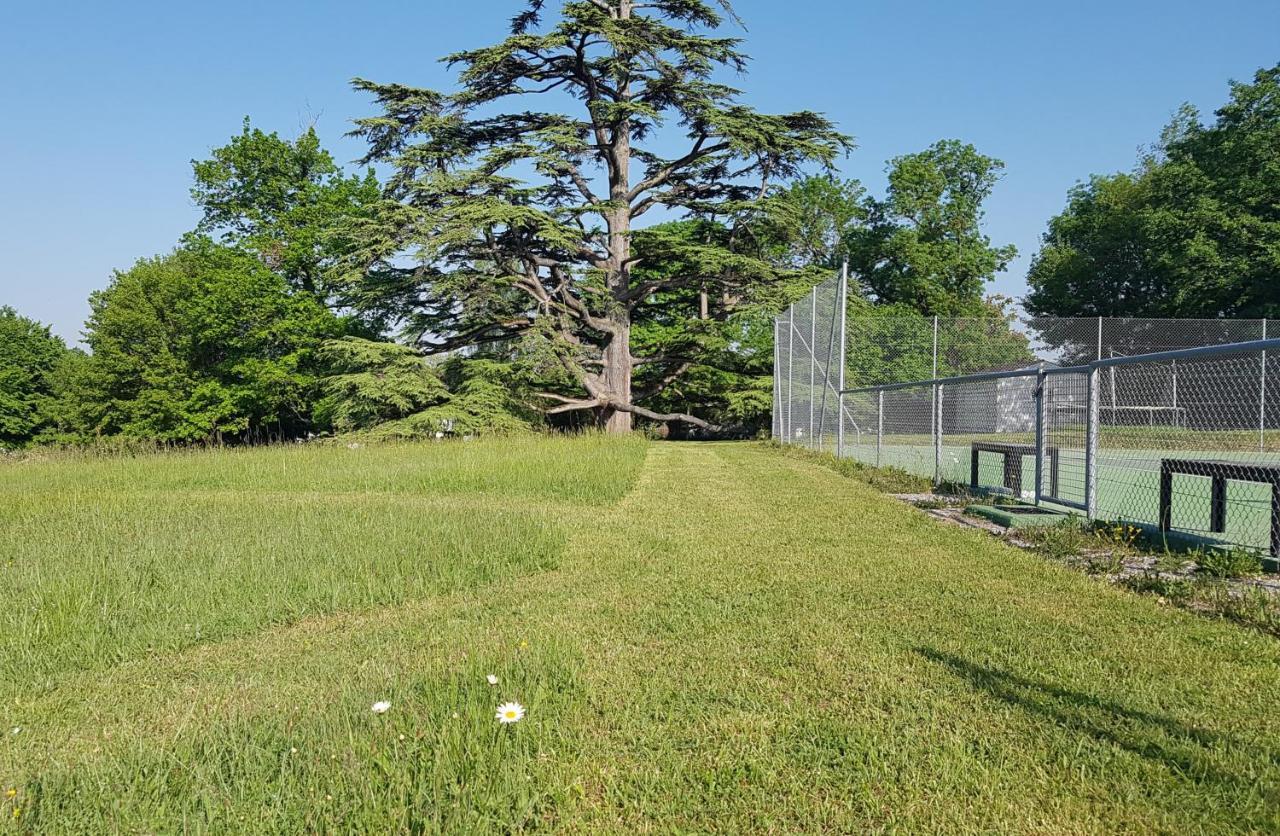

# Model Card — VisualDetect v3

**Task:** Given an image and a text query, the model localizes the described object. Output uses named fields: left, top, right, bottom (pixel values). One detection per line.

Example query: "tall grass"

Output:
left=1, top=434, right=645, bottom=504
left=0, top=435, right=646, bottom=699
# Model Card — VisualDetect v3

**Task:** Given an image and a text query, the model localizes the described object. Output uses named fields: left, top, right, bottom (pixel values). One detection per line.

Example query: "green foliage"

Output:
left=1092, top=520, right=1143, bottom=550
left=1196, top=548, right=1263, bottom=579
left=626, top=219, right=792, bottom=433
left=439, top=357, right=538, bottom=434
left=772, top=157, right=1026, bottom=393
left=36, top=348, right=96, bottom=446
left=849, top=140, right=1017, bottom=316
left=1024, top=173, right=1153, bottom=316
left=772, top=175, right=867, bottom=270
left=315, top=338, right=451, bottom=433
left=844, top=297, right=1034, bottom=387
left=1027, top=64, right=1280, bottom=318
left=1119, top=572, right=1197, bottom=599
left=1122, top=570, right=1280, bottom=638
left=0, top=307, right=67, bottom=448
left=1021, top=520, right=1095, bottom=562
left=330, top=354, right=538, bottom=440
left=55, top=239, right=344, bottom=443
left=192, top=118, right=381, bottom=302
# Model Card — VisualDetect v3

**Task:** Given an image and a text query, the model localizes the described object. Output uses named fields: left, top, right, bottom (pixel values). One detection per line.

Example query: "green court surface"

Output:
left=839, top=438, right=1279, bottom=553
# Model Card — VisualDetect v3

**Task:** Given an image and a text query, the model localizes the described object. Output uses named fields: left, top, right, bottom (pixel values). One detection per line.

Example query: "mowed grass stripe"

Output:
left=561, top=444, right=1280, bottom=831
left=2, top=440, right=1279, bottom=833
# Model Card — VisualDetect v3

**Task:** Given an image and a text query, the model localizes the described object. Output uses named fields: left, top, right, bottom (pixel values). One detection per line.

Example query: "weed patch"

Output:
left=1196, top=548, right=1264, bottom=579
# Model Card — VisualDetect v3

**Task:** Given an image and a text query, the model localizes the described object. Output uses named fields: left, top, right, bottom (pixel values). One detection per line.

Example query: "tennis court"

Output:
left=841, top=433, right=1280, bottom=552
left=775, top=272, right=1278, bottom=557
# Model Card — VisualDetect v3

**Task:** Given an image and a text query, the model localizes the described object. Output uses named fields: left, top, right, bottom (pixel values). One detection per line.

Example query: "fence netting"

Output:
left=1042, top=372, right=1089, bottom=509
left=773, top=270, right=1279, bottom=558
left=775, top=272, right=845, bottom=452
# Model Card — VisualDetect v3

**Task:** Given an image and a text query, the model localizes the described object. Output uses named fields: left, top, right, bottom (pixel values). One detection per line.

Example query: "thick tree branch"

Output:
left=564, top=162, right=601, bottom=206
left=627, top=138, right=731, bottom=202
left=533, top=392, right=595, bottom=406
left=634, top=360, right=692, bottom=400
left=612, top=400, right=719, bottom=430
left=546, top=398, right=603, bottom=415
left=414, top=317, right=534, bottom=353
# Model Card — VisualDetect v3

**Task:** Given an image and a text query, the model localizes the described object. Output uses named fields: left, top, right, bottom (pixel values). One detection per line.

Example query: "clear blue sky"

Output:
left=2, top=0, right=1277, bottom=344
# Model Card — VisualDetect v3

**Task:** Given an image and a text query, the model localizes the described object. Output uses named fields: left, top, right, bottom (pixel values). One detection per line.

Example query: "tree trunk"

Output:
left=600, top=315, right=633, bottom=433
left=601, top=0, right=635, bottom=434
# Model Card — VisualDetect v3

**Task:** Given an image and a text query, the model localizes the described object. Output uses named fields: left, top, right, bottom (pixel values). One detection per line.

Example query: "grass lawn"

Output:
left=2, top=437, right=1279, bottom=831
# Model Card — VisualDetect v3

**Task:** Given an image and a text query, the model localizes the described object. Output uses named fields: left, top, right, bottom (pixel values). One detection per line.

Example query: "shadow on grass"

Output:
left=915, top=647, right=1280, bottom=803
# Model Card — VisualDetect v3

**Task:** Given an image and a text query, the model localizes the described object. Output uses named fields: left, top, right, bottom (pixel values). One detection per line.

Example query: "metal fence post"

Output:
left=836, top=264, right=848, bottom=458
left=1262, top=318, right=1268, bottom=453
left=772, top=318, right=780, bottom=440
left=931, top=317, right=939, bottom=462
left=786, top=309, right=794, bottom=443
left=816, top=275, right=842, bottom=455
left=1085, top=365, right=1100, bottom=520
left=1109, top=350, right=1117, bottom=416
left=876, top=389, right=883, bottom=468
left=932, top=315, right=939, bottom=379
left=934, top=382, right=944, bottom=486
left=1034, top=364, right=1046, bottom=505
left=808, top=290, right=816, bottom=449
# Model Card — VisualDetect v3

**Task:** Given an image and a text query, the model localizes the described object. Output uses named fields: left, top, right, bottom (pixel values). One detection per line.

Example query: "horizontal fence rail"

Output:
left=774, top=275, right=1279, bottom=559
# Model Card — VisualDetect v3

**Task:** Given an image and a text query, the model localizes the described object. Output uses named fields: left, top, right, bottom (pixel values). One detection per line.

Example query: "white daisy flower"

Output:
left=486, top=674, right=499, bottom=686
left=371, top=700, right=391, bottom=714
left=495, top=702, right=525, bottom=724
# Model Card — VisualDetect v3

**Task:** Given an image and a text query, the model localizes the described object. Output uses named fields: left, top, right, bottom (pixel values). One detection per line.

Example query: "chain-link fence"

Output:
left=773, top=270, right=1279, bottom=559
left=773, top=272, right=847, bottom=452
left=846, top=314, right=1269, bottom=387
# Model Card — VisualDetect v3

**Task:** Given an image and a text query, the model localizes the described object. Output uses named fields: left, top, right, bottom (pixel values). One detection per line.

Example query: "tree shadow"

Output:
left=915, top=646, right=1280, bottom=805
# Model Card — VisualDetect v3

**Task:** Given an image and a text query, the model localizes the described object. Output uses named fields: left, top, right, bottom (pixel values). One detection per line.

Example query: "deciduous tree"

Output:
left=0, top=307, right=67, bottom=448
left=1026, top=64, right=1280, bottom=319
left=63, top=240, right=344, bottom=443
left=192, top=119, right=381, bottom=303
left=849, top=140, right=1016, bottom=316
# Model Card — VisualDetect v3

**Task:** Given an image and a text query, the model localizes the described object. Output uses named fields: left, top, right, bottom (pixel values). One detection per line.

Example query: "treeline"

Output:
left=3, top=1, right=1273, bottom=448
left=1027, top=65, right=1280, bottom=319
left=0, top=129, right=1017, bottom=448
left=0, top=0, right=1027, bottom=446
left=0, top=123, right=541, bottom=448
